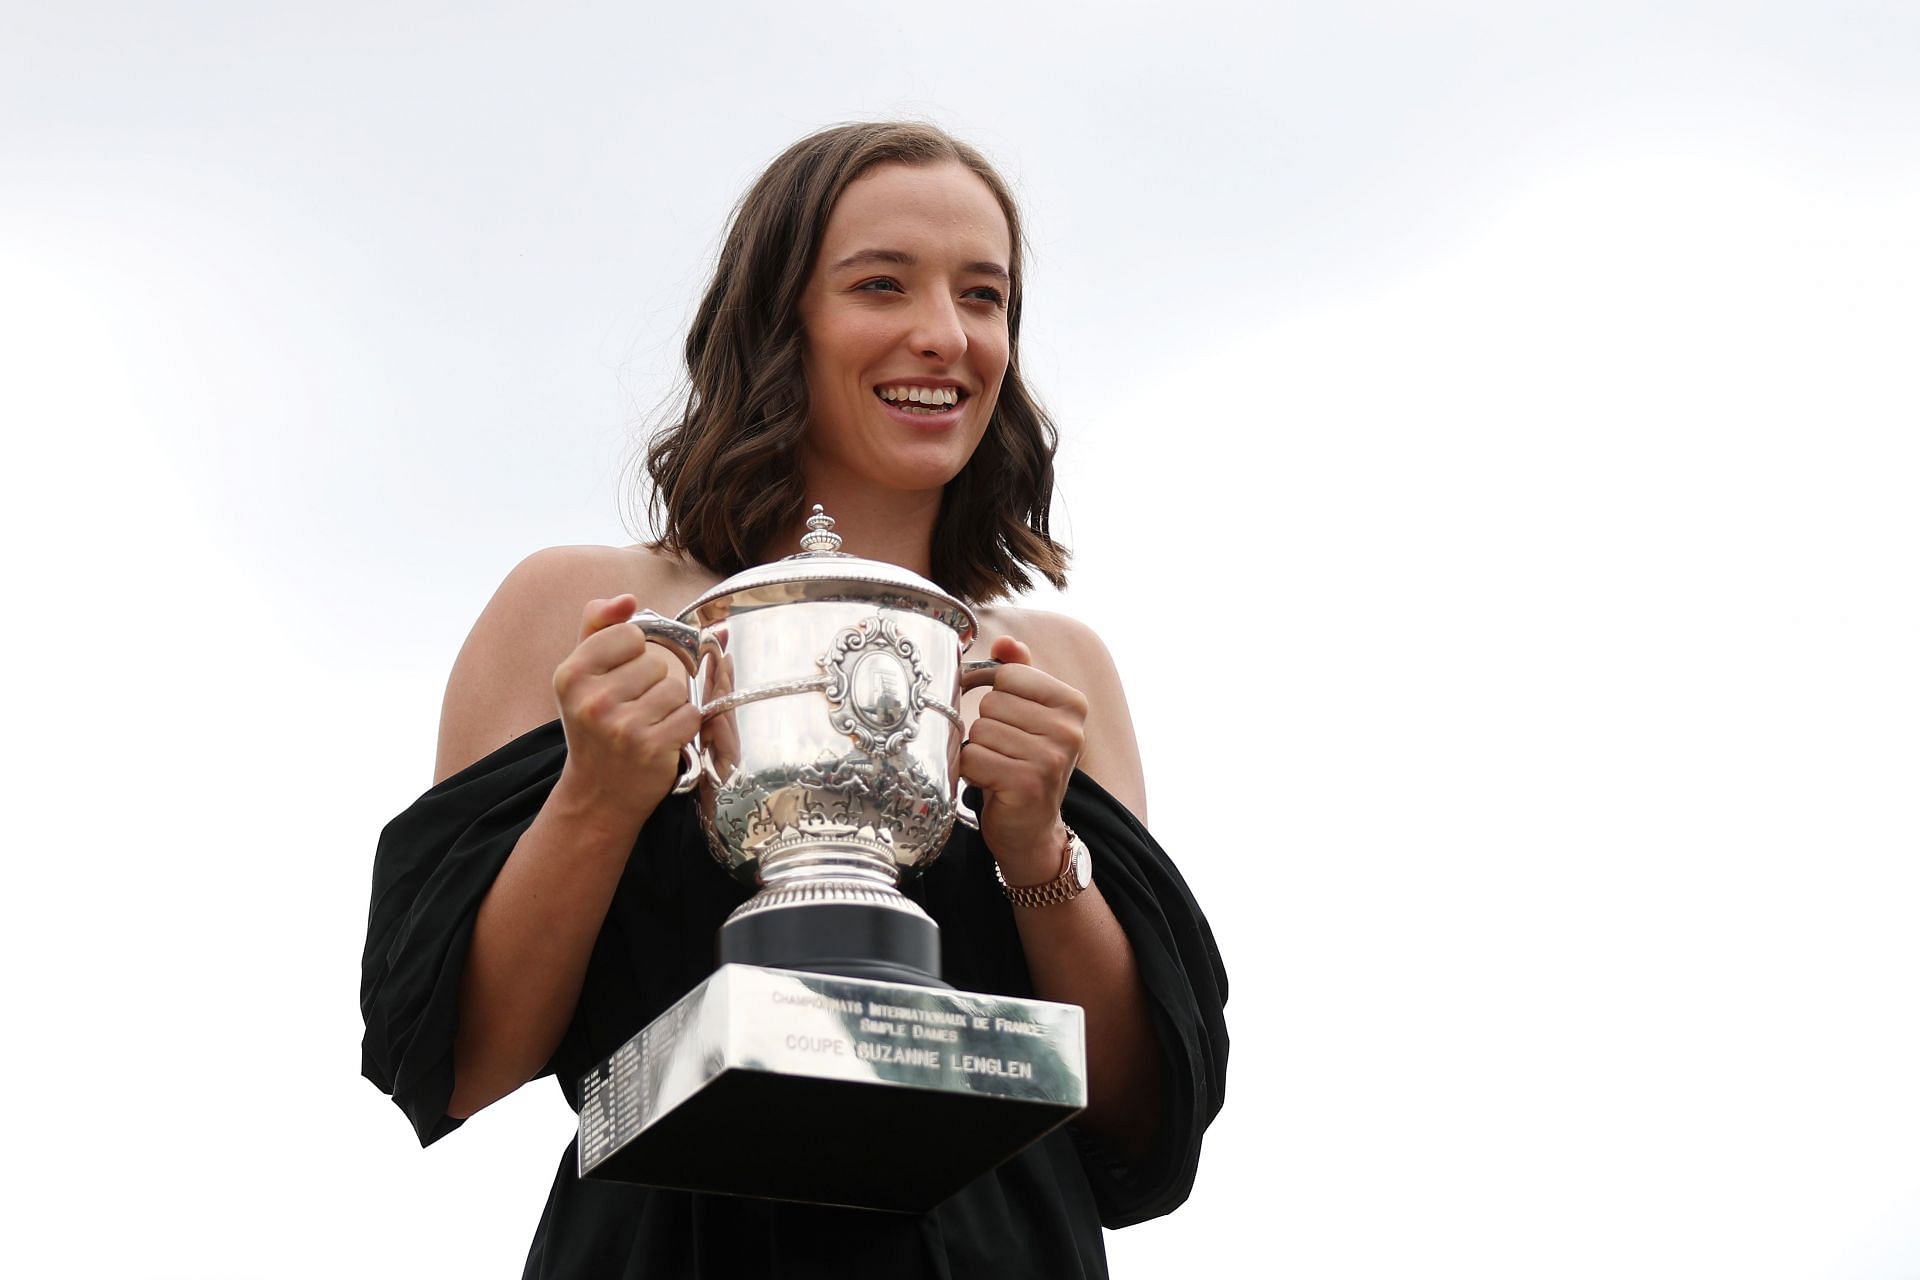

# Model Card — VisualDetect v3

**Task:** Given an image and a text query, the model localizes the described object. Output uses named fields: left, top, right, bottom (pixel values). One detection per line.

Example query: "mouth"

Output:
left=873, top=383, right=968, bottom=418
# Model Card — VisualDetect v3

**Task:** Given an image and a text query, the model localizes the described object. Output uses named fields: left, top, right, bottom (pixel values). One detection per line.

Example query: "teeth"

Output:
left=878, top=385, right=958, bottom=406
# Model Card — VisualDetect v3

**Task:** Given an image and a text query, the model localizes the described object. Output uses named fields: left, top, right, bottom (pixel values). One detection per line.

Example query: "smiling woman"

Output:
left=359, top=122, right=1228, bottom=1280
left=644, top=124, right=1067, bottom=604
left=797, top=162, right=1011, bottom=501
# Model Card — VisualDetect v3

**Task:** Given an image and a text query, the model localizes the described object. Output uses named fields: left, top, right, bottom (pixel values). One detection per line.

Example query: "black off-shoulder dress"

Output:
left=361, top=720, right=1228, bottom=1279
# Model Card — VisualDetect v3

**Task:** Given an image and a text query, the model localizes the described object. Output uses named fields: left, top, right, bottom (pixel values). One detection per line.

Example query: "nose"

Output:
left=907, top=294, right=967, bottom=364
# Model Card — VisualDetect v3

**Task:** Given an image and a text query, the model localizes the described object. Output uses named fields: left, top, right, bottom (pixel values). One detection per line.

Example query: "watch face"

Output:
left=1071, top=842, right=1093, bottom=889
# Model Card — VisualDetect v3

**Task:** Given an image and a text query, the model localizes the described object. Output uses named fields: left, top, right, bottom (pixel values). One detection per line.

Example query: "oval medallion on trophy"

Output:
left=849, top=651, right=912, bottom=734
left=820, top=616, right=930, bottom=756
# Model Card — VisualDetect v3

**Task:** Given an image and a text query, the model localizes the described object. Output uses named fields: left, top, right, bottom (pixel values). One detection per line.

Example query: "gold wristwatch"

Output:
left=995, top=826, right=1093, bottom=908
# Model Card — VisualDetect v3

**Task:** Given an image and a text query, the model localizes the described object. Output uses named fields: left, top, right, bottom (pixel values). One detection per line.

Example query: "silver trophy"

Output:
left=576, top=507, right=1088, bottom=1212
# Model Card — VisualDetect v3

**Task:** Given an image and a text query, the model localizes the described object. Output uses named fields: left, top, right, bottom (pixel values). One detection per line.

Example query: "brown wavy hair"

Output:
left=639, top=121, right=1069, bottom=603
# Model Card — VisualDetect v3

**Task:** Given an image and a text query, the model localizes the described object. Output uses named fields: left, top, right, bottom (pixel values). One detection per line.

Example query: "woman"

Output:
left=362, top=122, right=1227, bottom=1279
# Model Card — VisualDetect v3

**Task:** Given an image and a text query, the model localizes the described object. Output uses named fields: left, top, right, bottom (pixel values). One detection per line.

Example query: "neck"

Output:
left=767, top=476, right=943, bottom=578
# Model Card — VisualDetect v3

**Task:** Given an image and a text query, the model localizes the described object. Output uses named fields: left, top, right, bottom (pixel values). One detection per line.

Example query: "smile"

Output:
left=874, top=383, right=965, bottom=415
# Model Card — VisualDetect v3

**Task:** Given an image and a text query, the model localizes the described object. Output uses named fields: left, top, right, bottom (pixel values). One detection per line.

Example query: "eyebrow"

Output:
left=828, top=248, right=1011, bottom=282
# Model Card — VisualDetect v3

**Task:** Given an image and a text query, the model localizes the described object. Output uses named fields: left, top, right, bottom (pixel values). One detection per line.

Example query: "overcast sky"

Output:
left=4, top=2, right=1917, bottom=1276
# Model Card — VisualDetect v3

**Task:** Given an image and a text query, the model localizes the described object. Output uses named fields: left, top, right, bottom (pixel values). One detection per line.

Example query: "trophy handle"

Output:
left=631, top=610, right=704, bottom=795
left=669, top=743, right=701, bottom=796
left=960, top=658, right=1001, bottom=691
left=630, top=609, right=702, bottom=675
left=953, top=660, right=1001, bottom=829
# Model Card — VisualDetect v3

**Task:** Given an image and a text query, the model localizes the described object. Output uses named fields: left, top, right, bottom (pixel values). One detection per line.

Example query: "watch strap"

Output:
left=995, top=825, right=1091, bottom=909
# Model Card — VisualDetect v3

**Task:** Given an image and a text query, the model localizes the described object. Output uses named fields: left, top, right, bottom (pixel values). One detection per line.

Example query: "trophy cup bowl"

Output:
left=631, top=505, right=999, bottom=984
left=575, top=507, right=1089, bottom=1211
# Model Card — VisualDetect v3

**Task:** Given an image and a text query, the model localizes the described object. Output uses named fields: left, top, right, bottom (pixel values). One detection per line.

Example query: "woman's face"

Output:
left=796, top=160, right=1013, bottom=497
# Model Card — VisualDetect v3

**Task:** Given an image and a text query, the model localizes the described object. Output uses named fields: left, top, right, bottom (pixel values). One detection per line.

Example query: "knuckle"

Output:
left=600, top=630, right=640, bottom=666
left=604, top=716, right=639, bottom=750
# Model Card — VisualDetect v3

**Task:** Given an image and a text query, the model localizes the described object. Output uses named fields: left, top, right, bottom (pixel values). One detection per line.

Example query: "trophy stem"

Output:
left=718, top=840, right=946, bottom=986
left=758, top=840, right=899, bottom=890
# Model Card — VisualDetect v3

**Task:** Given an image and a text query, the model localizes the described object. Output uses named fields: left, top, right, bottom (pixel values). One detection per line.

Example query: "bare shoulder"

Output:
left=978, top=606, right=1113, bottom=673
left=432, top=544, right=718, bottom=783
left=976, top=605, right=1149, bottom=823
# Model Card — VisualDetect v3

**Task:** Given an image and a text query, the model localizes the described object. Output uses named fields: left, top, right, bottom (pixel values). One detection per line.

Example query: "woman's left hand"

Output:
left=959, top=635, right=1089, bottom=883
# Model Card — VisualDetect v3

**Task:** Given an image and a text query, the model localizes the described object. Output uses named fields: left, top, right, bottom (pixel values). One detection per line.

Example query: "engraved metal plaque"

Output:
left=578, top=965, right=1088, bottom=1213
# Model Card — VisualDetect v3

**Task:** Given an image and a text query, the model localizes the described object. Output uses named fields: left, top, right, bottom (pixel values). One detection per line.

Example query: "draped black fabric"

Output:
left=361, top=720, right=1228, bottom=1278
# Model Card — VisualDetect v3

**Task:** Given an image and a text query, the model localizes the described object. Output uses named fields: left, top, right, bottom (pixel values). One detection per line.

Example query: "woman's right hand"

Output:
left=550, top=594, right=702, bottom=828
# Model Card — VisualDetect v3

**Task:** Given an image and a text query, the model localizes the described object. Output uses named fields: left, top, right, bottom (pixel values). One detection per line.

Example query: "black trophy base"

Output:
left=586, top=1062, right=1065, bottom=1213
left=578, top=966, right=1089, bottom=1214
left=718, top=900, right=949, bottom=988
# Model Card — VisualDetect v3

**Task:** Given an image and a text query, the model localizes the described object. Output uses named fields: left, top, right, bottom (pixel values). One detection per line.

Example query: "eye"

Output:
left=963, top=285, right=1007, bottom=307
left=853, top=277, right=903, bottom=293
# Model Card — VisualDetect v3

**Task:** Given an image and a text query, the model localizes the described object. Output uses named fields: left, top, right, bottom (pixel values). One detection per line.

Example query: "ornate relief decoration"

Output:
left=818, top=617, right=931, bottom=756
left=708, top=752, right=954, bottom=865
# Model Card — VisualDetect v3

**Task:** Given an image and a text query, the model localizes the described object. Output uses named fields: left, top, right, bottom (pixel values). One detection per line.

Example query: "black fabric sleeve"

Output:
left=359, top=720, right=570, bottom=1146
left=1059, top=772, right=1230, bottom=1228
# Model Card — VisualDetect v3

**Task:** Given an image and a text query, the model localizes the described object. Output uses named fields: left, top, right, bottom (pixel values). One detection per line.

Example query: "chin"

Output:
left=873, top=462, right=971, bottom=496
left=802, top=420, right=986, bottom=496
left=850, top=438, right=980, bottom=494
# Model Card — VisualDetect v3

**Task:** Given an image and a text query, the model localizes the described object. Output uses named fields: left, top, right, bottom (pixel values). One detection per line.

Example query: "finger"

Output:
left=957, top=738, right=1023, bottom=791
left=977, top=688, right=1071, bottom=736
left=556, top=636, right=673, bottom=712
left=989, top=635, right=1033, bottom=666
left=627, top=663, right=695, bottom=720
left=964, top=715, right=1051, bottom=764
left=657, top=700, right=704, bottom=747
left=568, top=659, right=693, bottom=739
left=988, top=661, right=1089, bottom=713
left=569, top=617, right=651, bottom=676
left=578, top=646, right=679, bottom=706
left=601, top=685, right=699, bottom=740
left=959, top=735, right=1064, bottom=800
left=578, top=594, right=639, bottom=643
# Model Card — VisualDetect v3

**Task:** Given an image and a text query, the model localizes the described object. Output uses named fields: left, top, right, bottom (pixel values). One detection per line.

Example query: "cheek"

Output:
left=803, top=310, right=879, bottom=378
left=799, top=349, right=830, bottom=416
left=980, top=334, right=1012, bottom=394
left=802, top=334, right=860, bottom=410
left=822, top=313, right=894, bottom=364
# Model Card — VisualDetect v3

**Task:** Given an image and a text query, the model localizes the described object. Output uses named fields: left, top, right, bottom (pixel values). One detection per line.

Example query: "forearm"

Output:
left=1001, top=828, right=1163, bottom=1157
left=447, top=773, right=649, bottom=1118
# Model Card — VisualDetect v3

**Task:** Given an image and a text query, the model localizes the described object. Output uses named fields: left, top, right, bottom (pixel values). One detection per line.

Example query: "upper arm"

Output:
left=1029, top=613, right=1150, bottom=825
left=433, top=547, right=653, bottom=785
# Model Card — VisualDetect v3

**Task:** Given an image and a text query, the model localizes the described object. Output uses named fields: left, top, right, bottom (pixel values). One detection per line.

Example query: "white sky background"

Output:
left=3, top=1, right=1917, bottom=1275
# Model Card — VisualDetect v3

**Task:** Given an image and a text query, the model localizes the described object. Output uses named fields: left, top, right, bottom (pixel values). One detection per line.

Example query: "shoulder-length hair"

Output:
left=640, top=121, right=1069, bottom=603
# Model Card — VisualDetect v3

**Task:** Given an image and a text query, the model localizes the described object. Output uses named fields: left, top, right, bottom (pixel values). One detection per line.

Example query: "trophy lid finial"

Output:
left=798, top=504, right=844, bottom=555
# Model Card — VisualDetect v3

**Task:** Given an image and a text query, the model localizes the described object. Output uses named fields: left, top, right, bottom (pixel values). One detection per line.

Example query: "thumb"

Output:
left=989, top=634, right=1033, bottom=666
left=579, top=593, right=639, bottom=641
